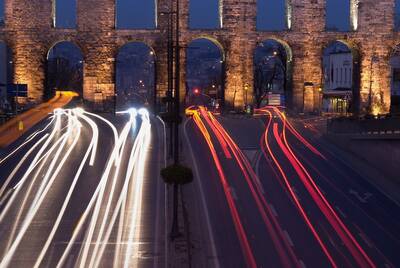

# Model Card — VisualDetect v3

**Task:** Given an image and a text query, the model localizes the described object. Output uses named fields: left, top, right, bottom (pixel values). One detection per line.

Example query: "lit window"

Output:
left=257, top=0, right=290, bottom=31
left=116, top=0, right=156, bottom=29
left=326, top=0, right=351, bottom=31
left=189, top=0, right=222, bottom=29
left=53, top=0, right=77, bottom=28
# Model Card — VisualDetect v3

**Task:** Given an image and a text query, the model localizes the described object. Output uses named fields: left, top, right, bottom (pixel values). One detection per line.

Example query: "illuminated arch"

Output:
left=115, top=41, right=156, bottom=109
left=188, top=36, right=226, bottom=61
left=253, top=38, right=293, bottom=107
left=321, top=40, right=361, bottom=114
left=45, top=41, right=84, bottom=99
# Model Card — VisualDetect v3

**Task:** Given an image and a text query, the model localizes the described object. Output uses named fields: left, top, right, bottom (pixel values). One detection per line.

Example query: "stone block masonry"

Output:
left=0, top=0, right=398, bottom=113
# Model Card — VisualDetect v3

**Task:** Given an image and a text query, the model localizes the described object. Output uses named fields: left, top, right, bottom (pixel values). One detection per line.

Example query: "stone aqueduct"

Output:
left=0, top=0, right=399, bottom=113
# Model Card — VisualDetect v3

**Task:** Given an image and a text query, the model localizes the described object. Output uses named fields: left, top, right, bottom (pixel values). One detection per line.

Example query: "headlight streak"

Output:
left=56, top=108, right=150, bottom=268
left=29, top=110, right=76, bottom=210
left=123, top=113, right=151, bottom=268
left=0, top=116, right=55, bottom=166
left=0, top=110, right=63, bottom=223
left=77, top=113, right=135, bottom=268
left=92, top=114, right=150, bottom=268
left=0, top=133, right=49, bottom=200
left=3, top=131, right=70, bottom=254
left=86, top=112, right=137, bottom=268
left=0, top=110, right=82, bottom=268
left=33, top=110, right=99, bottom=268
left=84, top=111, right=119, bottom=166
left=1, top=107, right=152, bottom=267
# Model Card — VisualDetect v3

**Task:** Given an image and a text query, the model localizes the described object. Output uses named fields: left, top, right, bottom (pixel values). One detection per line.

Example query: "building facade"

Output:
left=0, top=0, right=399, bottom=114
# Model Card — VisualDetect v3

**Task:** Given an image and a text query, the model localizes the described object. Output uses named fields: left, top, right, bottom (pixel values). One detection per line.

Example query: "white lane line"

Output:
left=155, top=115, right=167, bottom=268
left=230, top=187, right=238, bottom=201
left=283, top=230, right=294, bottom=247
left=269, top=203, right=278, bottom=217
left=358, top=230, right=374, bottom=248
left=299, top=259, right=307, bottom=268
left=183, top=118, right=221, bottom=268
left=335, top=206, right=347, bottom=219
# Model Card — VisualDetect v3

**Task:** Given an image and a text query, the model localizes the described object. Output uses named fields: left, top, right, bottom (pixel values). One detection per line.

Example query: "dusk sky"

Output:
left=1, top=0, right=392, bottom=30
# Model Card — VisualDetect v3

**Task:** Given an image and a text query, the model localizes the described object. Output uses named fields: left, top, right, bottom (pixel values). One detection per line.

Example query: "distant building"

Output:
left=322, top=52, right=353, bottom=114
left=323, top=52, right=352, bottom=91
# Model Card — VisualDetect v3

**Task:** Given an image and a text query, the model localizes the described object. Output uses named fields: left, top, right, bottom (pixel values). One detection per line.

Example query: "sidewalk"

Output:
left=0, top=91, right=77, bottom=148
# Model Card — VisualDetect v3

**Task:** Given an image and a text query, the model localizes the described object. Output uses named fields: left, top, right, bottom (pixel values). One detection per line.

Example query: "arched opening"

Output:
left=253, top=39, right=292, bottom=108
left=115, top=42, right=156, bottom=110
left=185, top=38, right=225, bottom=111
left=46, top=41, right=83, bottom=100
left=390, top=45, right=400, bottom=114
left=321, top=40, right=360, bottom=115
left=0, top=41, right=13, bottom=115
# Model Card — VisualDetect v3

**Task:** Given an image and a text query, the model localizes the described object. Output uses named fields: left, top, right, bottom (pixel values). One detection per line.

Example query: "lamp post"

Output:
left=173, top=0, right=181, bottom=166
left=369, top=54, right=379, bottom=112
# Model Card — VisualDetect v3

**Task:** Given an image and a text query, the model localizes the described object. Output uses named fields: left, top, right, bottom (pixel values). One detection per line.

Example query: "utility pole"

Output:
left=173, top=0, right=180, bottom=165
left=167, top=0, right=174, bottom=157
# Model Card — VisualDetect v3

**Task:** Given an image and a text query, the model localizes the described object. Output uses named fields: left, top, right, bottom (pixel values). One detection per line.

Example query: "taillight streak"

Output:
left=278, top=117, right=375, bottom=268
left=192, top=112, right=257, bottom=268
left=261, top=110, right=338, bottom=268
left=205, top=112, right=300, bottom=268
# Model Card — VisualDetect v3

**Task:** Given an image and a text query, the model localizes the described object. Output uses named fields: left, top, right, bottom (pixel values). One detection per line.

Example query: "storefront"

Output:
left=322, top=90, right=352, bottom=115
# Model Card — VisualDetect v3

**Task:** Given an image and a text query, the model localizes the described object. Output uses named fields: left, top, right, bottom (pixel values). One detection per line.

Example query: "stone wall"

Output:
left=0, top=0, right=398, bottom=113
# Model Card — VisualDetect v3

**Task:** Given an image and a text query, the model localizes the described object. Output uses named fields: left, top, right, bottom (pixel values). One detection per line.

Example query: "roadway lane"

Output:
left=254, top=107, right=400, bottom=267
left=285, top=112, right=400, bottom=267
left=186, top=106, right=400, bottom=267
left=184, top=118, right=246, bottom=267
left=185, top=108, right=319, bottom=267
left=0, top=107, right=166, bottom=268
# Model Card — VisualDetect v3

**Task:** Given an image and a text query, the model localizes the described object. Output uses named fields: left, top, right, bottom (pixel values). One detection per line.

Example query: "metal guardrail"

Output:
left=327, top=116, right=400, bottom=134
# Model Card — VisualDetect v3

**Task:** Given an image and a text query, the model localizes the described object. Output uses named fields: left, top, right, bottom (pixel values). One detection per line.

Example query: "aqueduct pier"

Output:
left=1, top=0, right=399, bottom=114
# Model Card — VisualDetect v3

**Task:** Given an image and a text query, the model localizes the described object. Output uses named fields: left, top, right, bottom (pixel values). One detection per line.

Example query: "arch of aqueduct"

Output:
left=0, top=0, right=399, bottom=113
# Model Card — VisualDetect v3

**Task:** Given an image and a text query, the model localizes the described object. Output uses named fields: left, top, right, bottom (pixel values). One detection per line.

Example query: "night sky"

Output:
left=0, top=0, right=388, bottom=30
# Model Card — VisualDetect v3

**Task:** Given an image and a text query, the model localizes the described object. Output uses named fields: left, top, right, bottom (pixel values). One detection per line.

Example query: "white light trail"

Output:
left=0, top=110, right=82, bottom=268
left=0, top=107, right=152, bottom=268
left=33, top=110, right=99, bottom=268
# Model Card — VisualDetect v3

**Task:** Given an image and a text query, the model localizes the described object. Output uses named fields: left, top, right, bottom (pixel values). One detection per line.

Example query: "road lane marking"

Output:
left=283, top=230, right=294, bottom=247
left=183, top=118, right=221, bottom=268
left=269, top=203, right=278, bottom=217
left=230, top=187, right=238, bottom=201
left=299, top=259, right=307, bottom=268
left=335, top=206, right=347, bottom=219
left=154, top=115, right=167, bottom=268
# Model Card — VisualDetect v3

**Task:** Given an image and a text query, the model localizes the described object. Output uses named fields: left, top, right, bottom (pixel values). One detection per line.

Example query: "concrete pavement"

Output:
left=0, top=91, right=76, bottom=148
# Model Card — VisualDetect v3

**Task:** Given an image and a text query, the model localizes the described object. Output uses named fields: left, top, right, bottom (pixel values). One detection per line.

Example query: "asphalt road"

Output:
left=0, top=108, right=166, bottom=268
left=184, top=106, right=400, bottom=268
